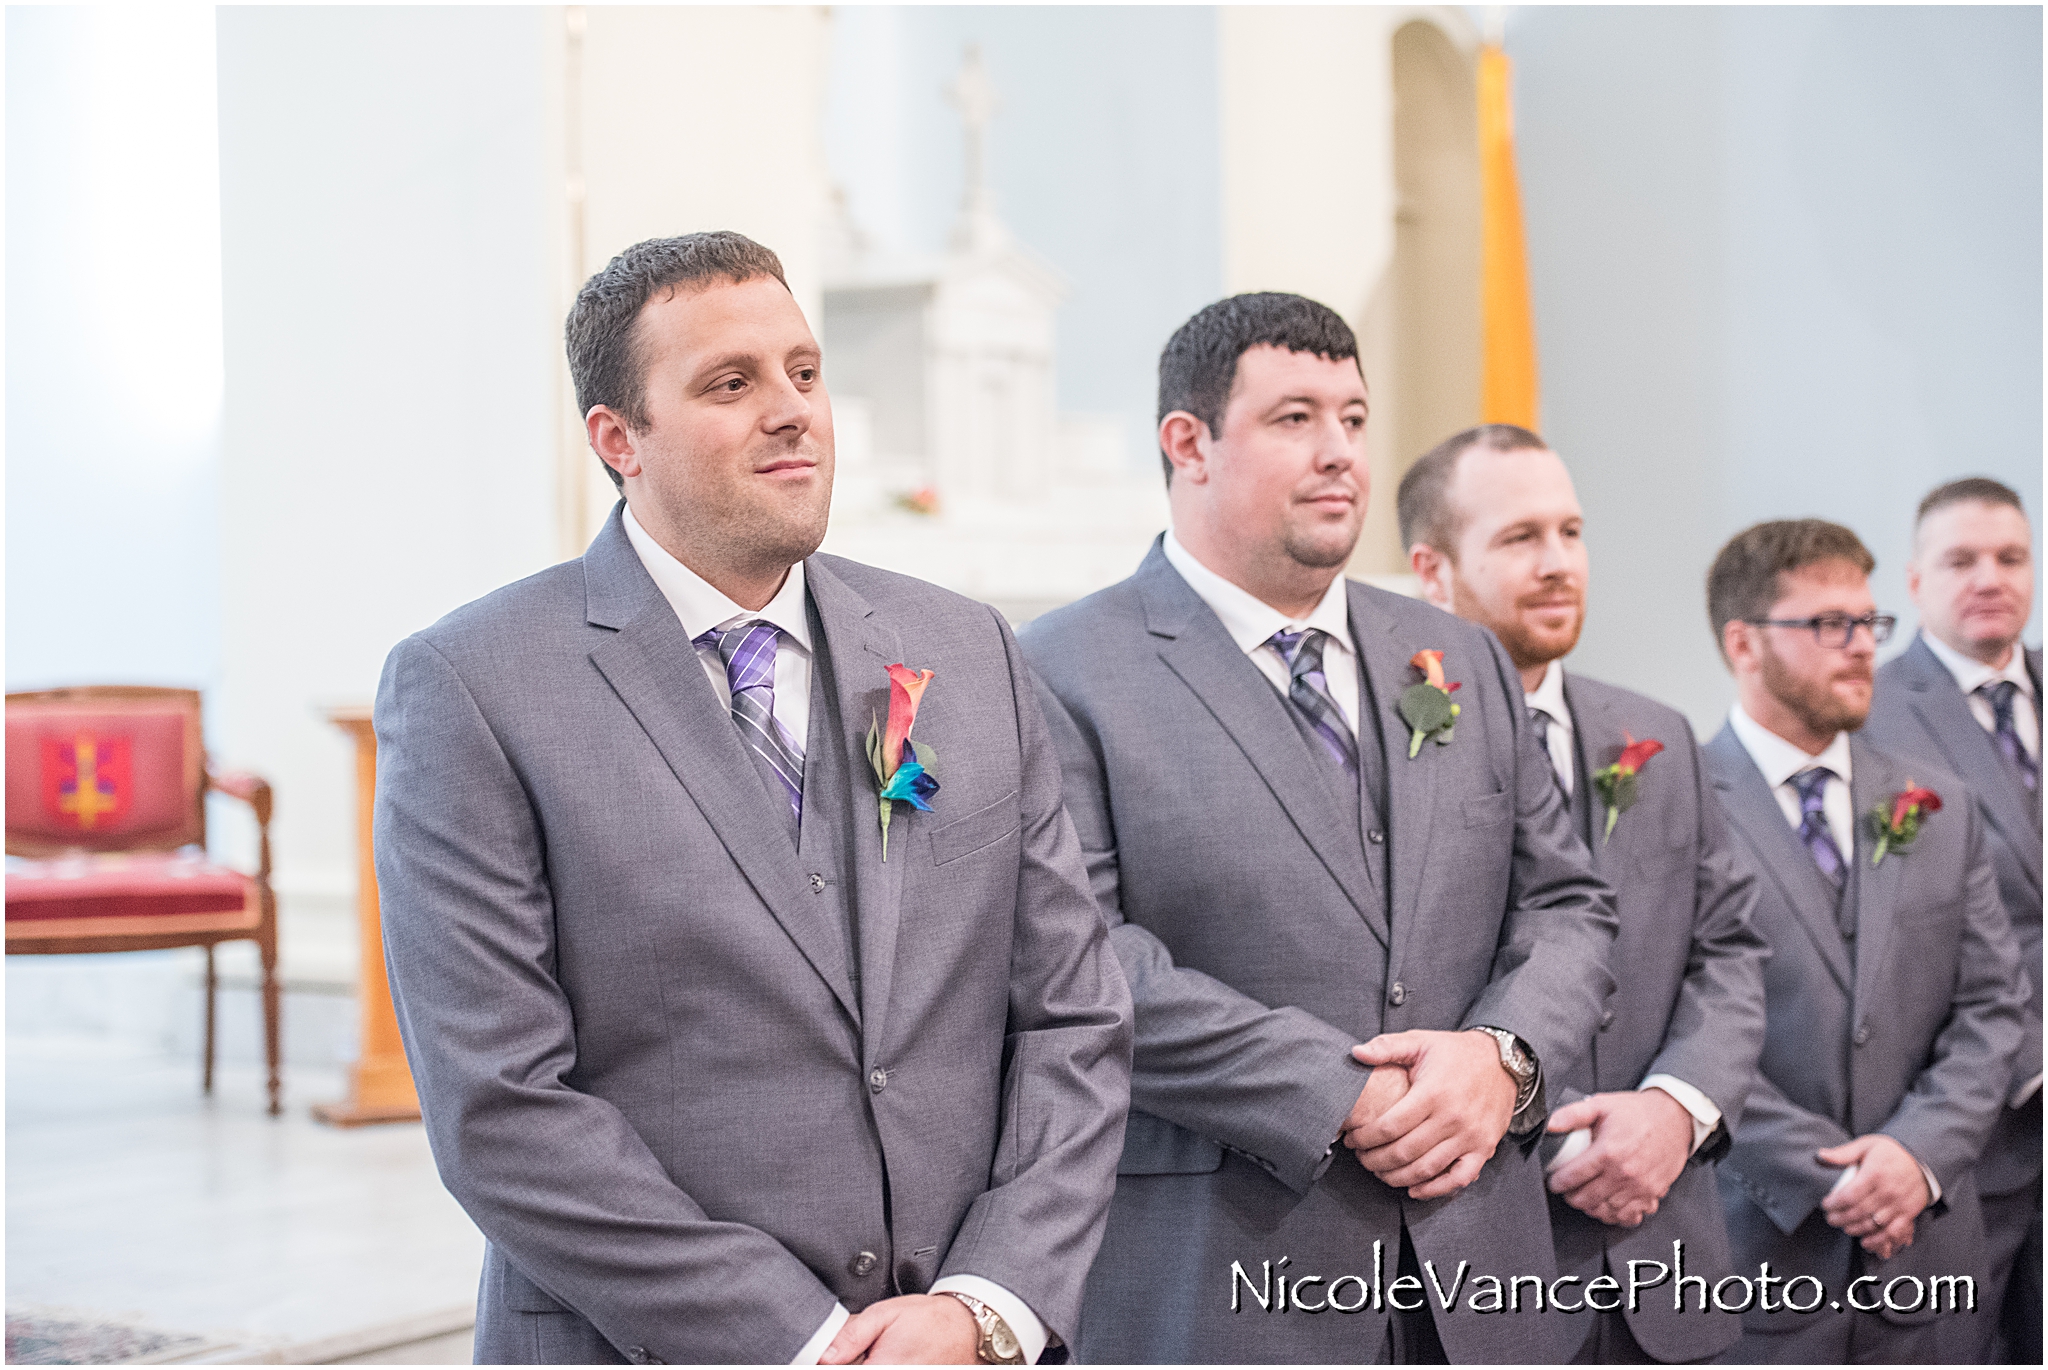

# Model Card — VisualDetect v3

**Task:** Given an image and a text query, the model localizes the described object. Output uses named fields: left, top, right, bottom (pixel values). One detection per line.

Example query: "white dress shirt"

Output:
left=1523, top=659, right=1577, bottom=799
left=1726, top=702, right=1856, bottom=859
left=624, top=504, right=814, bottom=746
left=1527, top=662, right=1719, bottom=1156
left=1922, top=631, right=2041, bottom=760
left=1725, top=702, right=1944, bottom=1202
left=1162, top=528, right=1360, bottom=733
left=624, top=506, right=1049, bottom=1364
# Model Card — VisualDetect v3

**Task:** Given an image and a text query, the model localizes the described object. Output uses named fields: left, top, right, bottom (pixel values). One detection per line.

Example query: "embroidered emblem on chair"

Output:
left=43, top=732, right=131, bottom=830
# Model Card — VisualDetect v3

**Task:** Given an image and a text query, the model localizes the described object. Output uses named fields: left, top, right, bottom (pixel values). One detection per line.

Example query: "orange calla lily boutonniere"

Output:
left=1590, top=733, right=1665, bottom=843
left=864, top=664, right=940, bottom=861
left=1398, top=650, right=1462, bottom=758
left=1868, top=784, right=1941, bottom=866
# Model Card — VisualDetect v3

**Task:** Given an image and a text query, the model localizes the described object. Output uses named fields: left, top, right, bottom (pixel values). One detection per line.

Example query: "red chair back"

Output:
left=6, top=687, right=207, bottom=856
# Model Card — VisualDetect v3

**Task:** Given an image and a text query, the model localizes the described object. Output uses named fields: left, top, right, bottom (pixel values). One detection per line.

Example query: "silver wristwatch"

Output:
left=1470, top=1025, right=1541, bottom=1118
left=941, top=1291, right=1025, bottom=1365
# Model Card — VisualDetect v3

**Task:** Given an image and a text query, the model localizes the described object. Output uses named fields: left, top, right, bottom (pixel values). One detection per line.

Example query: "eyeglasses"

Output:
left=1744, top=612, right=1897, bottom=648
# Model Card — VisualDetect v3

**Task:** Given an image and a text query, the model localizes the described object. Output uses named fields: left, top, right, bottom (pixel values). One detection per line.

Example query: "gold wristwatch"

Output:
left=941, top=1291, right=1025, bottom=1365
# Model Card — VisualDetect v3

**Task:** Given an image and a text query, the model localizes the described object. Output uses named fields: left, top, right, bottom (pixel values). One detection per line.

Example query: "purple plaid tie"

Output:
left=694, top=621, right=805, bottom=831
left=1269, top=628, right=1358, bottom=781
left=1978, top=680, right=2039, bottom=794
left=1789, top=767, right=1844, bottom=888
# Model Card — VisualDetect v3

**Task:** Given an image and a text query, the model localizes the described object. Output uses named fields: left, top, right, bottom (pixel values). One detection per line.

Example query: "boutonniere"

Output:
left=1398, top=649, right=1462, bottom=758
left=864, top=664, right=940, bottom=861
left=1590, top=733, right=1665, bottom=844
left=1868, top=784, right=1941, bottom=866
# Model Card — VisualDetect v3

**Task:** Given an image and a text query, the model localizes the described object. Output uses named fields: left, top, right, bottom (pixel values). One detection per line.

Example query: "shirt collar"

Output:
left=1728, top=700, right=1853, bottom=790
left=1524, top=658, right=1573, bottom=733
left=1161, top=528, right=1353, bottom=658
left=1920, top=630, right=2033, bottom=701
left=623, top=504, right=812, bottom=652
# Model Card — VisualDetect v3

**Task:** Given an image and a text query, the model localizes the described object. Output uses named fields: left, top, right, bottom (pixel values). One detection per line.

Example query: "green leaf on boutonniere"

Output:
left=1399, top=649, right=1462, bottom=757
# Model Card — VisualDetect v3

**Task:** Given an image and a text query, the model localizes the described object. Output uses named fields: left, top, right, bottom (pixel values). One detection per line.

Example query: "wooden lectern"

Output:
left=313, top=706, right=421, bottom=1127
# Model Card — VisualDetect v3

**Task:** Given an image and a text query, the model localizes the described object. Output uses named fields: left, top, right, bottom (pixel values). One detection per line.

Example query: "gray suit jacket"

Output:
left=1020, top=542, right=1618, bottom=1364
left=1702, top=727, right=2025, bottom=1336
left=373, top=507, right=1133, bottom=1364
left=1546, top=675, right=1768, bottom=1362
left=1863, top=634, right=2042, bottom=1197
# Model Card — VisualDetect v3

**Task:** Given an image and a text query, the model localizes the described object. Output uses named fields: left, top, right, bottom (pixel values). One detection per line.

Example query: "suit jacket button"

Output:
left=850, top=1250, right=879, bottom=1277
left=809, top=872, right=827, bottom=892
left=1368, top=829, right=1384, bottom=844
left=1854, top=1024, right=1871, bottom=1046
left=869, top=1068, right=889, bottom=1093
left=1389, top=982, right=1406, bottom=1006
left=1600, top=1009, right=1616, bottom=1030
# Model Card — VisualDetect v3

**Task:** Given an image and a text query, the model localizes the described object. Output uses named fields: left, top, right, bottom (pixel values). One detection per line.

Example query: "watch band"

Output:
left=941, top=1291, right=1025, bottom=1365
left=1471, top=1025, right=1541, bottom=1116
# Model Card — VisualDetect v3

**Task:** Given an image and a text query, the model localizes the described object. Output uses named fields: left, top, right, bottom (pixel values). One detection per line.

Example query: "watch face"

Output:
left=989, top=1323, right=1021, bottom=1361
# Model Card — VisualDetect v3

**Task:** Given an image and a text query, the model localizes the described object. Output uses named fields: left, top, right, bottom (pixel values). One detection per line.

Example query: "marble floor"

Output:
left=6, top=1032, right=481, bottom=1362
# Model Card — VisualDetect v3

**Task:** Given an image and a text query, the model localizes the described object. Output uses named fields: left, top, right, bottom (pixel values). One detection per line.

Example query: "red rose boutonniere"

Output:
left=1868, top=784, right=1941, bottom=866
left=1398, top=649, right=1462, bottom=758
left=1590, top=733, right=1665, bottom=844
left=864, top=664, right=940, bottom=861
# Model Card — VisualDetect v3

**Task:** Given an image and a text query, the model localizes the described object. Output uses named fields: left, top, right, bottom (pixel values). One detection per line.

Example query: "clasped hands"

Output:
left=1543, top=1087, right=1694, bottom=1228
left=1339, top=1030, right=1517, bottom=1200
left=820, top=1292, right=977, bottom=1365
left=1816, top=1134, right=1930, bottom=1261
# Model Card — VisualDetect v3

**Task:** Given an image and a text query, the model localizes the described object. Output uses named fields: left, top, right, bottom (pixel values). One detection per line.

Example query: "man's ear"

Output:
left=1410, top=543, right=1455, bottom=612
left=1721, top=619, right=1757, bottom=675
left=587, top=405, right=642, bottom=482
left=1903, top=557, right=1924, bottom=609
left=1158, top=411, right=1211, bottom=486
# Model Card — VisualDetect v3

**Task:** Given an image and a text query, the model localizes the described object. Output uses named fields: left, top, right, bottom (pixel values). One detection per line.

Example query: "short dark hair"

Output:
left=1396, top=424, right=1551, bottom=555
left=565, top=231, right=790, bottom=490
left=1707, top=519, right=1876, bottom=661
left=1155, top=292, right=1360, bottom=485
left=1915, top=476, right=2026, bottom=533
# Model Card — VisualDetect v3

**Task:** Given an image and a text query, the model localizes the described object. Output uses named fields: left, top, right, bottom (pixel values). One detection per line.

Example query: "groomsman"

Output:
left=374, top=233, right=1131, bottom=1364
left=1700, top=519, right=2025, bottom=1363
left=1400, top=426, right=1769, bottom=1364
left=1861, top=477, right=2041, bottom=1364
left=1021, top=294, right=1618, bottom=1363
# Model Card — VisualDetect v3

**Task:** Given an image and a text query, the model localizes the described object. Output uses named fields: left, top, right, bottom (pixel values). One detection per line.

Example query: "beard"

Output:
left=1280, top=505, right=1365, bottom=571
left=1759, top=635, right=1872, bottom=735
left=1454, top=579, right=1584, bottom=672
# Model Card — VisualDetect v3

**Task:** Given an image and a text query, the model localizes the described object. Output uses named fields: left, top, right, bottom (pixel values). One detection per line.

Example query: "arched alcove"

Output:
left=1355, top=18, right=1482, bottom=576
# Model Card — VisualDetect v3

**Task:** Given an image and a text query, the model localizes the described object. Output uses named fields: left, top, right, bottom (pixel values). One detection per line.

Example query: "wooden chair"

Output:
left=5, top=686, right=281, bottom=1114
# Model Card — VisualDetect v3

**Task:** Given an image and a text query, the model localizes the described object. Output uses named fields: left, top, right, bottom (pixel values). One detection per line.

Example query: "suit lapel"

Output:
left=1348, top=584, right=1438, bottom=956
left=1898, top=636, right=2041, bottom=888
left=804, top=557, right=906, bottom=1058
left=1566, top=678, right=1622, bottom=874
left=1848, top=738, right=1905, bottom=1019
left=1704, top=727, right=1854, bottom=995
left=583, top=521, right=862, bottom=1027
left=1140, top=554, right=1388, bottom=949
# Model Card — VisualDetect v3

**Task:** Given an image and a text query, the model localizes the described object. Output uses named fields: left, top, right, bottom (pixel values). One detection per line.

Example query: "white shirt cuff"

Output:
left=791, top=1303, right=848, bottom=1365
left=930, top=1274, right=1049, bottom=1364
left=1640, top=1074, right=1722, bottom=1155
left=2014, top=1072, right=2043, bottom=1108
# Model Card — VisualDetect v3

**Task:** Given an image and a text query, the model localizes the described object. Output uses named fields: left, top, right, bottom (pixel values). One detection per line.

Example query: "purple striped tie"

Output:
left=1789, top=767, right=1844, bottom=889
left=694, top=621, right=805, bottom=831
left=1269, top=629, right=1358, bottom=781
left=1978, top=680, right=2039, bottom=794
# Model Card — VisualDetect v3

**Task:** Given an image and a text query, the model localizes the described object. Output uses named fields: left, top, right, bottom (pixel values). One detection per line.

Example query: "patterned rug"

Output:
left=4, top=1312, right=208, bottom=1365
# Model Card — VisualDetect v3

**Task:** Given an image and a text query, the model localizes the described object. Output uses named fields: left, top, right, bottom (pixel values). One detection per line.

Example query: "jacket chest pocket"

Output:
left=929, top=790, right=1021, bottom=866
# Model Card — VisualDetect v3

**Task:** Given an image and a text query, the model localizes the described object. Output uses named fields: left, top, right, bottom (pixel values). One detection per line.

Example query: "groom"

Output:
left=373, top=232, right=1132, bottom=1365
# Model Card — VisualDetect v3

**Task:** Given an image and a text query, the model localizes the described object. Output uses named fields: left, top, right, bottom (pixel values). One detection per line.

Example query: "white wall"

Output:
left=5, top=7, right=224, bottom=695
left=214, top=7, right=562, bottom=929
left=1511, top=6, right=2043, bottom=733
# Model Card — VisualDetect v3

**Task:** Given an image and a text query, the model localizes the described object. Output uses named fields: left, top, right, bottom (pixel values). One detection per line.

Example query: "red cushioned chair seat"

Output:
left=6, top=853, right=257, bottom=923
